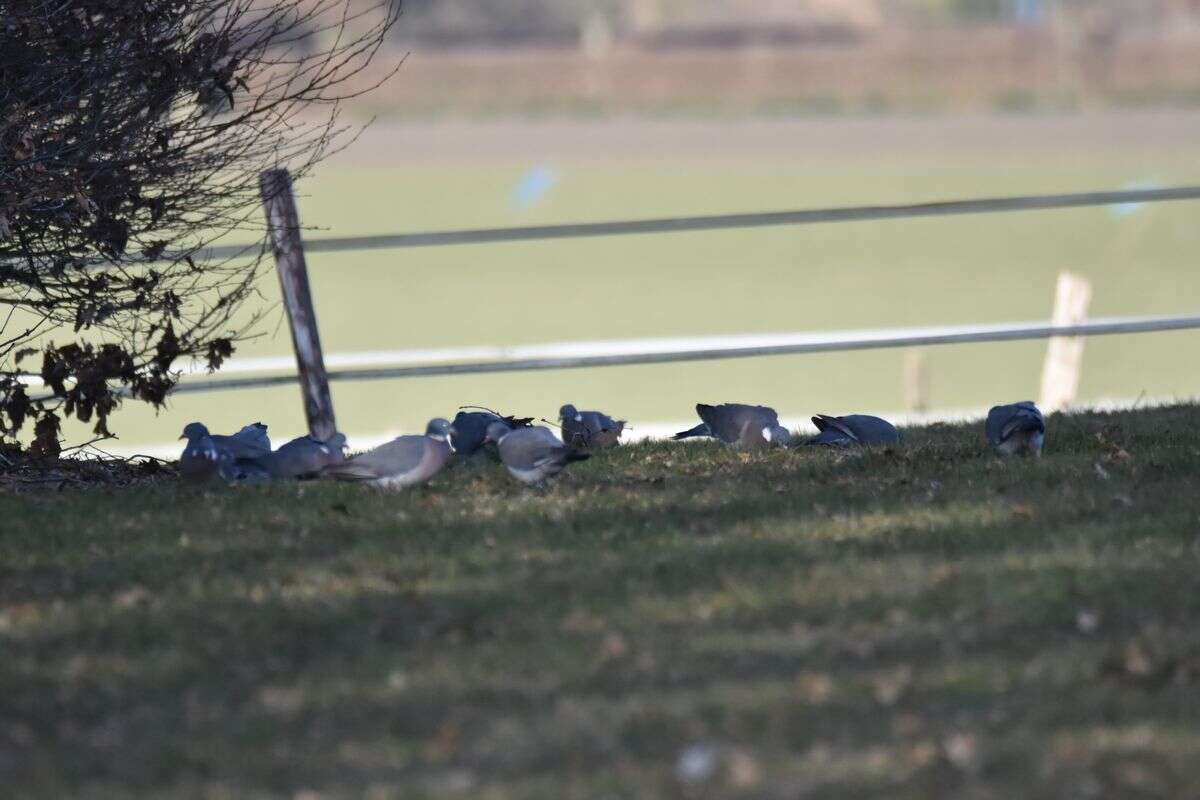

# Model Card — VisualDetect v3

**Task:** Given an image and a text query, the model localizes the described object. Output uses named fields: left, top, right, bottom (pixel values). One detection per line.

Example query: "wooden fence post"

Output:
left=1038, top=271, right=1093, bottom=413
left=259, top=168, right=338, bottom=442
left=903, top=349, right=929, bottom=415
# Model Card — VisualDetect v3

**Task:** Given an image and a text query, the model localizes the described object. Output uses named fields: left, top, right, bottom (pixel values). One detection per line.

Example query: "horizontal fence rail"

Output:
left=193, top=185, right=1200, bottom=260
left=32, top=313, right=1200, bottom=402
left=40, top=181, right=1200, bottom=424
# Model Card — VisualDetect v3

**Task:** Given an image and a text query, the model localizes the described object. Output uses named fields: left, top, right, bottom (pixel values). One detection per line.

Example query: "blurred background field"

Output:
left=358, top=0, right=1200, bottom=119
left=57, top=0, right=1200, bottom=451
left=87, top=114, right=1200, bottom=452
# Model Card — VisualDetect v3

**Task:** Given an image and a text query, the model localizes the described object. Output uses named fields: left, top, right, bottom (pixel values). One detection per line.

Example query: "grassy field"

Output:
left=5, top=404, right=1200, bottom=797
left=34, top=113, right=1200, bottom=452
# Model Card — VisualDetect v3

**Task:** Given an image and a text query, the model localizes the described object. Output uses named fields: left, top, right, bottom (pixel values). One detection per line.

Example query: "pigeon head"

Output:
left=763, top=424, right=792, bottom=447
left=326, top=432, right=348, bottom=451
left=180, top=422, right=210, bottom=441
left=425, top=418, right=452, bottom=441
left=484, top=421, right=511, bottom=444
left=559, top=404, right=578, bottom=421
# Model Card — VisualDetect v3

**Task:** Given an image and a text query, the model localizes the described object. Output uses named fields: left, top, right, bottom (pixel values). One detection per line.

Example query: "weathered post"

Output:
left=903, top=349, right=929, bottom=415
left=259, top=168, right=338, bottom=442
left=1039, top=271, right=1093, bottom=413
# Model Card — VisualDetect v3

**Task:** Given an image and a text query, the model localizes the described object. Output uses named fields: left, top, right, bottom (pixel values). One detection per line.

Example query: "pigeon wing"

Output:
left=215, top=423, right=271, bottom=459
left=452, top=411, right=501, bottom=455
left=499, top=428, right=559, bottom=470
left=699, top=404, right=778, bottom=443
left=812, top=414, right=859, bottom=442
left=590, top=411, right=623, bottom=431
left=752, top=405, right=780, bottom=425
left=842, top=415, right=900, bottom=445
left=269, top=435, right=343, bottom=478
left=323, top=436, right=428, bottom=481
left=696, top=404, right=745, bottom=443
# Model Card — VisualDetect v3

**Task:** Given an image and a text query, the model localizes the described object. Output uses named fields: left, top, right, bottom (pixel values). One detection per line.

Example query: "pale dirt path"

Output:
left=329, top=110, right=1200, bottom=163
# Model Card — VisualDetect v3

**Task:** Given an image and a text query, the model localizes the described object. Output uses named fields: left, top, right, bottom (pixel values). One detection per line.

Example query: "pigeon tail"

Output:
left=674, top=423, right=711, bottom=440
left=806, top=429, right=853, bottom=446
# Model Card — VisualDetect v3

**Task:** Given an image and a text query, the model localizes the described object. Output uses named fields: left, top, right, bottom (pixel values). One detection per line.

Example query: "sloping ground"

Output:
left=2, top=405, right=1199, bottom=798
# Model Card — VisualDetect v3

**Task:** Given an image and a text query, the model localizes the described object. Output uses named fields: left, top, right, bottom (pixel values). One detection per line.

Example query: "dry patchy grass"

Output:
left=3, top=405, right=1200, bottom=798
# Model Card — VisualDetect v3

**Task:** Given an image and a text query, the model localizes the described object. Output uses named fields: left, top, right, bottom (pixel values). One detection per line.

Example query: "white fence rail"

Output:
left=32, top=184, right=1200, bottom=409
left=35, top=313, right=1200, bottom=402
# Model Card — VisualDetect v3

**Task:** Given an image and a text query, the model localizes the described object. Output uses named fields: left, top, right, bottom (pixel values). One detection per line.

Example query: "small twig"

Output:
left=0, top=285, right=34, bottom=371
left=59, top=435, right=118, bottom=455
left=125, top=454, right=176, bottom=466
left=79, top=443, right=129, bottom=462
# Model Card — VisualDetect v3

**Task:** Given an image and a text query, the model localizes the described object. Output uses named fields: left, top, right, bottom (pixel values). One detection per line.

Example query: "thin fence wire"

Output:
left=192, top=185, right=1200, bottom=259
left=44, top=184, right=1200, bottom=407
left=34, top=313, right=1200, bottom=402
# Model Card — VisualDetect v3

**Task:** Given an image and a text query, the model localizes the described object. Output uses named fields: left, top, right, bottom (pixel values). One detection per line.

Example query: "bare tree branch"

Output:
left=0, top=0, right=401, bottom=455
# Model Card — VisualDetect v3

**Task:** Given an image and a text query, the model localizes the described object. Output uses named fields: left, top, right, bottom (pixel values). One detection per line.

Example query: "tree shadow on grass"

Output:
left=3, top=404, right=1200, bottom=794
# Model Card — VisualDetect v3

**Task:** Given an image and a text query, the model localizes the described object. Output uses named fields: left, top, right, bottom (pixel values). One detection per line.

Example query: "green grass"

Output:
left=56, top=135, right=1200, bottom=451
left=5, top=404, right=1200, bottom=797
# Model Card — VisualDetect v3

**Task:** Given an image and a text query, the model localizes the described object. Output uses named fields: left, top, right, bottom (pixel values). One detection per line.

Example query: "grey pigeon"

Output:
left=178, top=424, right=232, bottom=482
left=254, top=432, right=348, bottom=479
left=674, top=403, right=791, bottom=449
left=485, top=422, right=590, bottom=484
left=807, top=414, right=900, bottom=447
left=451, top=410, right=532, bottom=456
left=321, top=419, right=452, bottom=488
left=559, top=403, right=626, bottom=449
left=178, top=421, right=270, bottom=482
left=986, top=401, right=1045, bottom=456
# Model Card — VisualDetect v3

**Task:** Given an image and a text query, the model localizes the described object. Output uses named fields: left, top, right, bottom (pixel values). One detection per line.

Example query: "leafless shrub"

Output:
left=0, top=0, right=399, bottom=455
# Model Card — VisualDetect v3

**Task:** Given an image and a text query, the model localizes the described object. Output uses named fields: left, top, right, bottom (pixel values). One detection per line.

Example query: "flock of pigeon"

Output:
left=177, top=400, right=1047, bottom=488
